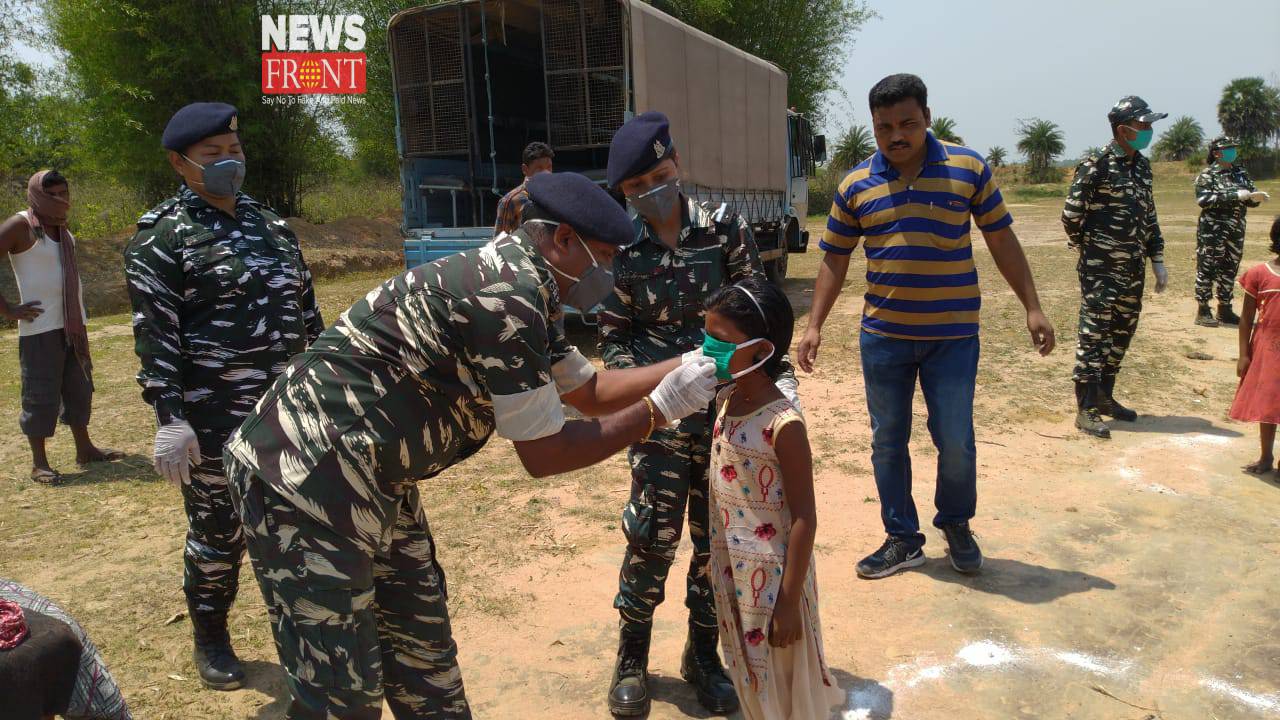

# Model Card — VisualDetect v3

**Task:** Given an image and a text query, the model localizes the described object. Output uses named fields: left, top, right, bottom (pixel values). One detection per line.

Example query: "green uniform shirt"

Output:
left=1195, top=163, right=1259, bottom=228
left=124, top=185, right=323, bottom=431
left=1061, top=142, right=1165, bottom=274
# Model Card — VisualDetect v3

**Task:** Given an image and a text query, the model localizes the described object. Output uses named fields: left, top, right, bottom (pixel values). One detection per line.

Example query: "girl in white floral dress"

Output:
left=700, top=278, right=842, bottom=720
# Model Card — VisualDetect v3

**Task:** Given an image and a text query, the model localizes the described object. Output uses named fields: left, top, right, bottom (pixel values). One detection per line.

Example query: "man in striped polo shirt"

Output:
left=797, top=74, right=1055, bottom=579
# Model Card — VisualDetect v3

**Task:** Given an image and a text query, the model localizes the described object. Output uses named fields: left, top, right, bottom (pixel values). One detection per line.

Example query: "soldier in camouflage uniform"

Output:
left=1194, top=135, right=1271, bottom=327
left=222, top=172, right=720, bottom=720
left=1062, top=96, right=1169, bottom=439
left=598, top=112, right=797, bottom=717
left=124, top=103, right=324, bottom=690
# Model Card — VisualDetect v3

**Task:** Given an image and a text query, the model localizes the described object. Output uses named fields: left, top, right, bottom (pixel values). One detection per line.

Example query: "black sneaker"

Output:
left=940, top=522, right=982, bottom=573
left=856, top=536, right=925, bottom=579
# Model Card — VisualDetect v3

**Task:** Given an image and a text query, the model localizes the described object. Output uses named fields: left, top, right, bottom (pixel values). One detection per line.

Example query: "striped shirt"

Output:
left=822, top=132, right=1012, bottom=340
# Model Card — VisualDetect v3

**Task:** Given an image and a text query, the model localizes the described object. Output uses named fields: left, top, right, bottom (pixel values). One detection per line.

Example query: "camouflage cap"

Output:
left=1108, top=96, right=1167, bottom=125
left=1209, top=135, right=1240, bottom=151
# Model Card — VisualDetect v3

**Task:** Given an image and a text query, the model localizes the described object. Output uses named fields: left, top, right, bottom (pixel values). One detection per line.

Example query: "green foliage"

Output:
left=807, top=166, right=841, bottom=216
left=827, top=124, right=874, bottom=174
left=1218, top=77, right=1280, bottom=151
left=1016, top=118, right=1066, bottom=183
left=1080, top=146, right=1104, bottom=161
left=1153, top=115, right=1204, bottom=162
left=930, top=116, right=962, bottom=145
left=45, top=0, right=343, bottom=216
left=300, top=170, right=402, bottom=223
left=336, top=0, right=417, bottom=177
left=986, top=146, right=1006, bottom=167
left=649, top=0, right=875, bottom=121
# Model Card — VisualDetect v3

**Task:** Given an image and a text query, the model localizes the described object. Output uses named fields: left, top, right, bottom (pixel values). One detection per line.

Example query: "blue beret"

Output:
left=607, top=111, right=675, bottom=188
left=162, top=102, right=239, bottom=152
left=526, top=172, right=633, bottom=247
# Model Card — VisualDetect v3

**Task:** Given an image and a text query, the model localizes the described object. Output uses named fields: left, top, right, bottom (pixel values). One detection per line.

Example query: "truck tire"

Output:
left=765, top=250, right=788, bottom=285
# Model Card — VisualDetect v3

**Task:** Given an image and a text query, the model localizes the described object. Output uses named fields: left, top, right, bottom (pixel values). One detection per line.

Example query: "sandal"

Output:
left=30, top=467, right=63, bottom=485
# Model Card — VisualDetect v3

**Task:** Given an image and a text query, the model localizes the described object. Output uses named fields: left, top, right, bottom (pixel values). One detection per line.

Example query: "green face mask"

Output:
left=1122, top=127, right=1153, bottom=151
left=701, top=334, right=772, bottom=381
left=1220, top=147, right=1238, bottom=163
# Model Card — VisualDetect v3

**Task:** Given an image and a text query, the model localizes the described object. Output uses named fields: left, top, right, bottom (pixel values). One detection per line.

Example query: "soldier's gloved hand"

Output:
left=154, top=421, right=201, bottom=486
left=1152, top=261, right=1169, bottom=294
left=1250, top=191, right=1270, bottom=203
left=681, top=347, right=704, bottom=364
left=648, top=355, right=717, bottom=425
left=1237, top=189, right=1253, bottom=202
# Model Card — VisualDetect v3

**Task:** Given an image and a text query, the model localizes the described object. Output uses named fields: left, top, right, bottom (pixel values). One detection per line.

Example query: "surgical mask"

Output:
left=702, top=334, right=774, bottom=381
left=626, top=181, right=681, bottom=222
left=1121, top=127, right=1153, bottom=152
left=182, top=154, right=246, bottom=197
left=1220, top=148, right=1238, bottom=164
left=528, top=219, right=616, bottom=310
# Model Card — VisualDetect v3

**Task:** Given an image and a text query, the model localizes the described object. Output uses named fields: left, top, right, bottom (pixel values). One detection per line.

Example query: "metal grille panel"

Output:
left=542, top=0, right=626, bottom=148
left=392, top=10, right=469, bottom=155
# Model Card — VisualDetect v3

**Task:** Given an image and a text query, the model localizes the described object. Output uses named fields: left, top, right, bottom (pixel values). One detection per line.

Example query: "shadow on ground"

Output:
left=1109, top=415, right=1243, bottom=437
left=245, top=659, right=291, bottom=720
left=831, top=667, right=894, bottom=719
left=917, top=557, right=1115, bottom=604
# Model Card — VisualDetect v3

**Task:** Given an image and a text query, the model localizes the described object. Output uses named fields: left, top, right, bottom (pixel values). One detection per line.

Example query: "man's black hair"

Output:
left=1270, top=215, right=1280, bottom=255
left=41, top=170, right=67, bottom=189
left=868, top=73, right=928, bottom=113
left=705, top=276, right=794, bottom=380
left=522, top=142, right=555, bottom=166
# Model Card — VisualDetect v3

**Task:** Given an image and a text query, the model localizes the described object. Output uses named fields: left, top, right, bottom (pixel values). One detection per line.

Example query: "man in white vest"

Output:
left=0, top=170, right=121, bottom=484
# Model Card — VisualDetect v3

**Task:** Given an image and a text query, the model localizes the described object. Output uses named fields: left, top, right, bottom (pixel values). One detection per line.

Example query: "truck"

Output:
left=388, top=0, right=825, bottom=287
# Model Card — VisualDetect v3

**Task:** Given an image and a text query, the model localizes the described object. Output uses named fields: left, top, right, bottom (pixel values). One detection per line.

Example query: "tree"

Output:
left=1016, top=118, right=1065, bottom=183
left=46, top=0, right=342, bottom=215
left=1080, top=146, right=1104, bottom=161
left=651, top=0, right=875, bottom=121
left=986, top=146, right=1006, bottom=167
left=1152, top=115, right=1204, bottom=161
left=931, top=116, right=963, bottom=144
left=1218, top=77, right=1280, bottom=151
left=828, top=124, right=874, bottom=173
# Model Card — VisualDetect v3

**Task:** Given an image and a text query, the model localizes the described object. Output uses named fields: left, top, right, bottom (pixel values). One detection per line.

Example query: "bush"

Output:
left=807, top=166, right=843, bottom=217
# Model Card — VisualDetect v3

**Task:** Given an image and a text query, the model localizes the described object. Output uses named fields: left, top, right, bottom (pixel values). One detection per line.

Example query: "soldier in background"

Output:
left=1193, top=135, right=1270, bottom=327
left=123, top=102, right=324, bottom=690
left=598, top=112, right=798, bottom=717
left=1062, top=96, right=1169, bottom=439
left=494, top=141, right=554, bottom=235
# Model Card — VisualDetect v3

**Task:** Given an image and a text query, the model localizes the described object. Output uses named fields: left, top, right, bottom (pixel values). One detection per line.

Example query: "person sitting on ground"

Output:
left=1229, top=215, right=1280, bottom=477
left=705, top=278, right=843, bottom=720
left=495, top=141, right=554, bottom=234
left=0, top=170, right=122, bottom=485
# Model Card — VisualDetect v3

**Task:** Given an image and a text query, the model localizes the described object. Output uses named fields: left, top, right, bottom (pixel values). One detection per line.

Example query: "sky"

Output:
left=828, top=0, right=1280, bottom=160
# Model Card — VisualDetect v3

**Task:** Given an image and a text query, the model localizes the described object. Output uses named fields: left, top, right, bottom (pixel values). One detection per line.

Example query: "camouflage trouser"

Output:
left=226, top=455, right=470, bottom=720
left=182, top=427, right=244, bottom=614
left=1195, top=220, right=1246, bottom=303
left=1074, top=269, right=1144, bottom=384
left=614, top=413, right=716, bottom=634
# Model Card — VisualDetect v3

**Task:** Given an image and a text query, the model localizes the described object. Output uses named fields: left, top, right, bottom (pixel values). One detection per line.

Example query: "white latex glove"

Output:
left=1237, top=189, right=1252, bottom=202
left=1152, top=261, right=1168, bottom=294
left=154, top=421, right=201, bottom=486
left=1249, top=191, right=1270, bottom=203
left=774, top=374, right=803, bottom=415
left=649, top=355, right=717, bottom=424
left=682, top=347, right=704, bottom=364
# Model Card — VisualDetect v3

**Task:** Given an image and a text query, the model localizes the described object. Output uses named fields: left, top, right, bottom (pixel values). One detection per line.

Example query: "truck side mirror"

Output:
left=813, top=135, right=827, bottom=163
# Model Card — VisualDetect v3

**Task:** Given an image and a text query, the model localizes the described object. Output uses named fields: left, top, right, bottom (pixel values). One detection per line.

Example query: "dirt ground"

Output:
left=1, top=170, right=1278, bottom=719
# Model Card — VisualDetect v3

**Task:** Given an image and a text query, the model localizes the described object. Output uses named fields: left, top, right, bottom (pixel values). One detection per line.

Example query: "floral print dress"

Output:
left=709, top=393, right=843, bottom=720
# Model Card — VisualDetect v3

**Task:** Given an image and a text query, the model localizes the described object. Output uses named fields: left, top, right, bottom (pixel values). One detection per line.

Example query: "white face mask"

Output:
left=729, top=338, right=774, bottom=380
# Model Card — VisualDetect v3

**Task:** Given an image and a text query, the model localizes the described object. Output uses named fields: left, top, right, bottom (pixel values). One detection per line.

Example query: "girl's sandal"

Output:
left=30, top=468, right=63, bottom=485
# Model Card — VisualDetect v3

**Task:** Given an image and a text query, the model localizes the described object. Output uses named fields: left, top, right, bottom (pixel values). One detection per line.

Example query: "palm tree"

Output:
left=1080, top=146, right=1104, bottom=161
left=986, top=146, right=1007, bottom=167
left=1152, top=115, right=1205, bottom=161
left=1218, top=77, right=1280, bottom=150
left=1016, top=118, right=1066, bottom=183
left=931, top=116, right=963, bottom=144
left=829, top=124, right=875, bottom=173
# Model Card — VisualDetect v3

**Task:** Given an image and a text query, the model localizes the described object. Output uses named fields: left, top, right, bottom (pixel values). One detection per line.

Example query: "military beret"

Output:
left=1209, top=135, right=1240, bottom=151
left=162, top=102, right=240, bottom=152
left=1108, top=96, right=1167, bottom=125
left=607, top=111, right=676, bottom=188
left=526, top=172, right=633, bottom=246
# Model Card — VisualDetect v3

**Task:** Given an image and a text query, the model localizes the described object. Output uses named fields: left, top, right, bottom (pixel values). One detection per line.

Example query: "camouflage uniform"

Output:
left=1062, top=142, right=1165, bottom=384
left=598, top=197, right=794, bottom=634
left=223, top=229, right=596, bottom=718
left=1195, top=154, right=1260, bottom=304
left=124, top=185, right=323, bottom=614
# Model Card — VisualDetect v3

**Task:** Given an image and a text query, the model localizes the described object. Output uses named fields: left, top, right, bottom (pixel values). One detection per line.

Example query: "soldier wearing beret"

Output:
left=123, top=101, right=325, bottom=689
left=599, top=111, right=796, bottom=716
left=221, top=172, right=721, bottom=719
left=1194, top=134, right=1270, bottom=327
left=1062, top=96, right=1168, bottom=439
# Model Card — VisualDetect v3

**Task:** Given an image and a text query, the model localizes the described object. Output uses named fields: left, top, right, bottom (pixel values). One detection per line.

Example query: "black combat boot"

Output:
left=1074, top=382, right=1110, bottom=439
left=190, top=607, right=245, bottom=690
left=680, top=624, right=739, bottom=714
left=1218, top=302, right=1241, bottom=326
left=608, top=625, right=651, bottom=717
left=1195, top=302, right=1219, bottom=327
left=1098, top=376, right=1137, bottom=422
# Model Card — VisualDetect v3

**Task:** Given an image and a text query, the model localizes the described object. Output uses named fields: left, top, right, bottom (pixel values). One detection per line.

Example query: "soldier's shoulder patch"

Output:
left=135, top=197, right=181, bottom=230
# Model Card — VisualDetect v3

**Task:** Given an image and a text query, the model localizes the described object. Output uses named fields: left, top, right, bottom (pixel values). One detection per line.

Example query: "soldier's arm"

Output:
left=297, top=245, right=325, bottom=343
left=1242, top=170, right=1263, bottom=207
left=562, top=356, right=681, bottom=416
left=1196, top=172, right=1239, bottom=209
left=513, top=401, right=664, bottom=479
left=124, top=226, right=187, bottom=425
left=1143, top=168, right=1165, bottom=263
left=1062, top=159, right=1100, bottom=247
left=597, top=263, right=638, bottom=370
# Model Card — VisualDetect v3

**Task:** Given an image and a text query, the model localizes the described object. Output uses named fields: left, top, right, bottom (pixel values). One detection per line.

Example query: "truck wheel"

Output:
left=766, top=251, right=788, bottom=284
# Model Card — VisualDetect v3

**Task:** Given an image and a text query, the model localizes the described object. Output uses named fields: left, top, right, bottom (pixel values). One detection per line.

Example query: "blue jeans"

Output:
left=860, top=330, right=979, bottom=545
